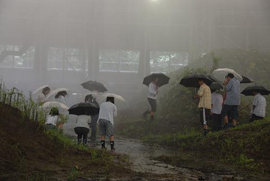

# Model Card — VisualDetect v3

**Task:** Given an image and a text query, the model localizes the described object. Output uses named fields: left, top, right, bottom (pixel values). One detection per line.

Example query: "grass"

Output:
left=142, top=118, right=270, bottom=175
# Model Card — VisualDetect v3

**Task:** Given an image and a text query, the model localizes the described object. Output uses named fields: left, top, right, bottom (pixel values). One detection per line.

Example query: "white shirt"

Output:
left=211, top=92, right=223, bottom=114
left=252, top=93, right=266, bottom=117
left=37, top=93, right=46, bottom=103
left=55, top=95, right=66, bottom=104
left=148, top=82, right=158, bottom=99
left=45, top=115, right=59, bottom=126
left=75, top=115, right=91, bottom=129
left=98, top=102, right=117, bottom=126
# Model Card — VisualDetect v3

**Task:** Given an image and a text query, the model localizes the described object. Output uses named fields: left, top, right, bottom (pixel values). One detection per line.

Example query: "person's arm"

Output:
left=225, top=81, right=233, bottom=92
left=197, top=86, right=204, bottom=97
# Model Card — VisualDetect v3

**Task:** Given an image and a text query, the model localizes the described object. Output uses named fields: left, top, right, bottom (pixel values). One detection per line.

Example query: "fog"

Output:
left=0, top=0, right=270, bottom=105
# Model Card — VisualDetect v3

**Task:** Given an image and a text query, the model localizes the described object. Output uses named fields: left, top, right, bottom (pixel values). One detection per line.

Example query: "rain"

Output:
left=0, top=0, right=270, bottom=180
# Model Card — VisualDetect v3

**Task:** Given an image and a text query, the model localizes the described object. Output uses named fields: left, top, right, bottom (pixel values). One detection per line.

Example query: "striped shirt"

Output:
left=198, top=83, right=211, bottom=109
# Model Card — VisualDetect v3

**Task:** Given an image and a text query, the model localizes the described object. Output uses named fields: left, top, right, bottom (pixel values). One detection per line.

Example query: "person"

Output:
left=221, top=73, right=240, bottom=129
left=74, top=115, right=91, bottom=145
left=85, top=94, right=99, bottom=142
left=37, top=87, right=50, bottom=106
left=211, top=90, right=223, bottom=132
left=249, top=91, right=266, bottom=122
left=142, top=77, right=159, bottom=121
left=55, top=91, right=67, bottom=104
left=98, top=96, right=117, bottom=151
left=194, top=79, right=211, bottom=135
left=44, top=107, right=60, bottom=130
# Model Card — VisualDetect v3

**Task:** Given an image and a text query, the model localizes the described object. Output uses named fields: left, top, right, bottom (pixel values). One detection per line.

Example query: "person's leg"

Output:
left=99, top=120, right=106, bottom=149
left=212, top=114, right=218, bottom=132
left=221, top=105, right=230, bottom=130
left=217, top=114, right=222, bottom=131
left=150, top=99, right=157, bottom=121
left=231, top=106, right=238, bottom=127
left=106, top=121, right=115, bottom=151
left=82, top=128, right=89, bottom=145
left=74, top=127, right=82, bottom=144
left=143, top=98, right=152, bottom=118
left=200, top=108, right=208, bottom=135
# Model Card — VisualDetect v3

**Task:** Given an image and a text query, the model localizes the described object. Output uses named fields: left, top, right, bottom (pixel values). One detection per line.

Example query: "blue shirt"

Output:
left=224, top=78, right=241, bottom=105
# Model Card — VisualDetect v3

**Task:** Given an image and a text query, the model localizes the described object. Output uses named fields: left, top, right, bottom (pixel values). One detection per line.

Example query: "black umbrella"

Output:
left=210, top=82, right=223, bottom=90
left=241, top=86, right=270, bottom=96
left=81, top=81, right=108, bottom=92
left=143, top=73, right=170, bottom=87
left=240, top=75, right=254, bottom=84
left=180, top=74, right=215, bottom=88
left=68, top=102, right=99, bottom=116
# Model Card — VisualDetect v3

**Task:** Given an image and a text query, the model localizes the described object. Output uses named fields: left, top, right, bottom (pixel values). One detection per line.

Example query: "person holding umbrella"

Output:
left=55, top=91, right=68, bottom=104
left=37, top=86, right=50, bottom=106
left=210, top=82, right=223, bottom=132
left=142, top=77, right=159, bottom=121
left=221, top=73, right=241, bottom=129
left=98, top=96, right=117, bottom=151
left=85, top=94, right=99, bottom=142
left=250, top=90, right=266, bottom=122
left=68, top=101, right=100, bottom=145
left=74, top=115, right=91, bottom=145
left=194, top=79, right=212, bottom=135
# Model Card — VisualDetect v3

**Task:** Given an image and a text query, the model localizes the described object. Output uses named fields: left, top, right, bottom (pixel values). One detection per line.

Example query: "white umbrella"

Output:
left=32, top=85, right=49, bottom=96
left=212, top=68, right=243, bottom=82
left=96, top=93, right=129, bottom=110
left=41, top=101, right=69, bottom=114
left=46, top=88, right=69, bottom=101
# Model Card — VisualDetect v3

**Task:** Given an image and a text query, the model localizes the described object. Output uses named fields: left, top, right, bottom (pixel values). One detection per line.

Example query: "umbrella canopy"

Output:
left=241, top=86, right=270, bottom=96
left=212, top=68, right=243, bottom=82
left=143, top=73, right=170, bottom=87
left=81, top=81, right=108, bottom=92
left=240, top=75, right=254, bottom=84
left=46, top=88, right=69, bottom=101
left=95, top=93, right=129, bottom=110
left=210, top=82, right=223, bottom=90
left=41, top=101, right=69, bottom=114
left=68, top=102, right=99, bottom=116
left=180, top=74, right=215, bottom=88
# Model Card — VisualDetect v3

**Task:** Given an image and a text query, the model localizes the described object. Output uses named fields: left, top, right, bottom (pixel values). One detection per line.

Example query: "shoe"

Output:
left=111, top=148, right=115, bottom=152
left=102, top=147, right=107, bottom=150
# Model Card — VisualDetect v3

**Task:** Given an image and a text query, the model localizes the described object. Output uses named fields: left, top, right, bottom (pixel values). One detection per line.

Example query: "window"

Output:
left=47, top=47, right=86, bottom=71
left=99, top=49, right=140, bottom=73
left=150, top=51, right=188, bottom=74
left=0, top=45, right=34, bottom=69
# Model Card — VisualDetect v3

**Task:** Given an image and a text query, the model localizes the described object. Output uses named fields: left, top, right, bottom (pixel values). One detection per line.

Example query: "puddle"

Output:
left=88, top=138, right=243, bottom=181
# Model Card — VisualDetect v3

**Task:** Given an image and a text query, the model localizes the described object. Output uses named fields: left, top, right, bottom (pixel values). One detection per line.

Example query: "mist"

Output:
left=0, top=0, right=270, bottom=105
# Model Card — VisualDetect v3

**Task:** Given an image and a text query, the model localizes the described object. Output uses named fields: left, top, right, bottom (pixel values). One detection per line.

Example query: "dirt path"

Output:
left=88, top=137, right=241, bottom=181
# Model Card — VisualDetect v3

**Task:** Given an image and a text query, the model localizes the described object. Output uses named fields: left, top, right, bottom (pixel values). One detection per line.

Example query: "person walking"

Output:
left=98, top=97, right=117, bottom=151
left=74, top=115, right=91, bottom=145
left=221, top=73, right=241, bottom=129
left=142, top=77, right=159, bottom=121
left=194, top=79, right=212, bottom=135
left=250, top=91, right=266, bottom=122
left=211, top=90, right=223, bottom=131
